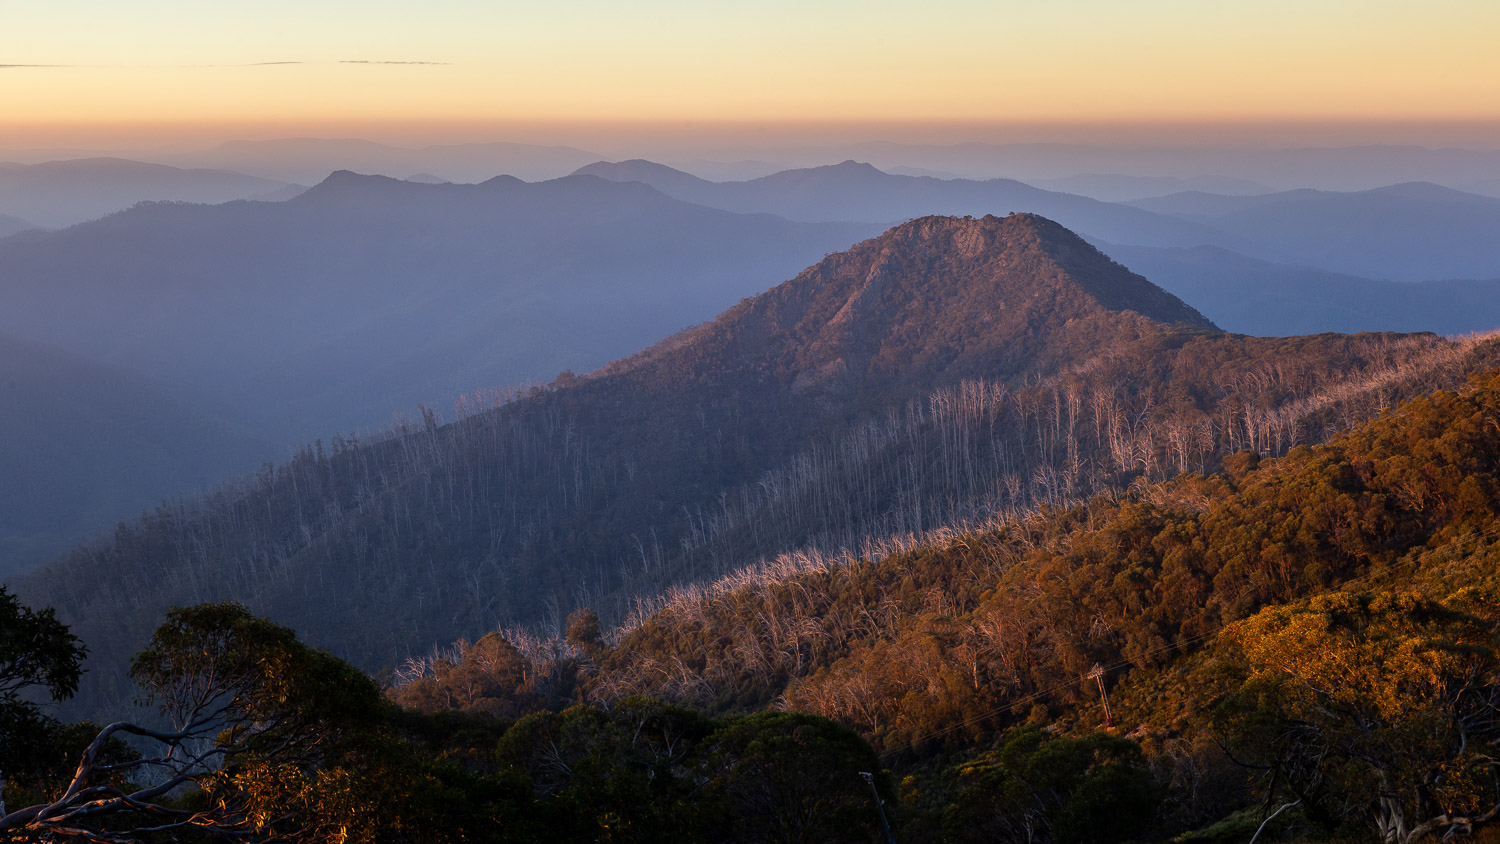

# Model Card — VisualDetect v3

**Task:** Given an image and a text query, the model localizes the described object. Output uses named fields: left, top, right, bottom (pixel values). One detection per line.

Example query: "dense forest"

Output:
left=6, top=215, right=1500, bottom=841
left=9, top=357, right=1500, bottom=841
left=386, top=365, right=1500, bottom=842
left=14, top=215, right=1500, bottom=723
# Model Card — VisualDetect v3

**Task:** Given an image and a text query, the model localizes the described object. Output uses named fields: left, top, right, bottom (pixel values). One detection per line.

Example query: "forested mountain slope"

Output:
left=586, top=361, right=1500, bottom=749
left=390, top=355, right=1500, bottom=843
left=16, top=214, right=1498, bottom=717
left=0, top=170, right=877, bottom=440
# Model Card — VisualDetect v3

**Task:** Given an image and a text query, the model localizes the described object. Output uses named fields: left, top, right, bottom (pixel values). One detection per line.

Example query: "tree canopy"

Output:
left=1216, top=591, right=1500, bottom=842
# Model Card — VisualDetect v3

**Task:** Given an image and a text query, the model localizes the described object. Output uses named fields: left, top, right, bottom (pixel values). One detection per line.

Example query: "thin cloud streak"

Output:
left=243, top=60, right=450, bottom=66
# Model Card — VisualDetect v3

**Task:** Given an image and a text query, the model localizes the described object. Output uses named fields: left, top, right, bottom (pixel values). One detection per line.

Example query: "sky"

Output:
left=4, top=0, right=1500, bottom=150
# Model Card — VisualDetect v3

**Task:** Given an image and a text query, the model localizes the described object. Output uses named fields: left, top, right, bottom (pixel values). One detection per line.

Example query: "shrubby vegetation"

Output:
left=0, top=598, right=890, bottom=842
left=12, top=216, right=1500, bottom=841
left=1215, top=591, right=1500, bottom=842
left=381, top=367, right=1500, bottom=841
left=18, top=222, right=1498, bottom=721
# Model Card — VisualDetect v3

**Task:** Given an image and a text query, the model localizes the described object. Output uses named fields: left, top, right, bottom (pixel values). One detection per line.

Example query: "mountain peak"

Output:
left=570, top=160, right=715, bottom=196
left=770, top=160, right=889, bottom=182
left=982, top=213, right=1215, bottom=325
left=842, top=214, right=1213, bottom=326
left=613, top=214, right=1215, bottom=395
left=297, top=169, right=406, bottom=199
left=573, top=159, right=695, bottom=179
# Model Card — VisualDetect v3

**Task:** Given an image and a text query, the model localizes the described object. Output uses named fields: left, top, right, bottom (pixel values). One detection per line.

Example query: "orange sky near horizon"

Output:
left=4, top=0, right=1499, bottom=149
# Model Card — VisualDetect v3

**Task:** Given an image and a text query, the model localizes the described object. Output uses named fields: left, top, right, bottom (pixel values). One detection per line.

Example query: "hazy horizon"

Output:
left=7, top=124, right=1500, bottom=198
left=4, top=119, right=1500, bottom=161
left=6, top=0, right=1499, bottom=158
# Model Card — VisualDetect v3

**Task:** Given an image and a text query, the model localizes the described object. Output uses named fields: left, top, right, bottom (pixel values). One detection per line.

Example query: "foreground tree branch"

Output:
left=1, top=602, right=383, bottom=842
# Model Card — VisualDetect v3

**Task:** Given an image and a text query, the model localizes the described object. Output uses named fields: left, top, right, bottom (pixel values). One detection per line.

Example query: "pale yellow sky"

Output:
left=3, top=0, right=1499, bottom=147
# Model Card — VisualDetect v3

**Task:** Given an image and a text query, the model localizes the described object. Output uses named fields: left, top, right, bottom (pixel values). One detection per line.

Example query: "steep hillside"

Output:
left=16, top=215, right=1494, bottom=718
left=538, top=362, right=1500, bottom=844
left=437, top=357, right=1500, bottom=843
left=591, top=213, right=1212, bottom=399
left=587, top=358, right=1500, bottom=743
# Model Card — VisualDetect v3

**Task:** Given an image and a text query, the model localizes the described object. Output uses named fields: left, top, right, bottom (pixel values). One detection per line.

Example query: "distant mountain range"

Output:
left=574, top=159, right=1237, bottom=247
left=160, top=138, right=605, bottom=184
left=8, top=148, right=1500, bottom=287
left=1094, top=241, right=1500, bottom=337
left=1027, top=172, right=1271, bottom=201
left=20, top=214, right=1497, bottom=717
left=816, top=141, right=1500, bottom=193
left=1125, top=181, right=1500, bottom=281
left=0, top=332, right=272, bottom=575
left=7, top=157, right=1500, bottom=580
left=0, top=170, right=879, bottom=441
left=579, top=159, right=1500, bottom=285
left=0, top=157, right=292, bottom=229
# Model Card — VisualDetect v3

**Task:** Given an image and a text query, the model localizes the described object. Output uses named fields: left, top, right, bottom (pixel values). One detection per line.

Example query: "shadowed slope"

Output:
left=21, top=215, right=1478, bottom=722
left=599, top=214, right=1213, bottom=401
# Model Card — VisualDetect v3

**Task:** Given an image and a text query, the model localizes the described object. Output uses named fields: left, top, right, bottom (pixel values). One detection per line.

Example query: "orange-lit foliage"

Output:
left=1216, top=591, right=1500, bottom=842
left=595, top=370, right=1500, bottom=757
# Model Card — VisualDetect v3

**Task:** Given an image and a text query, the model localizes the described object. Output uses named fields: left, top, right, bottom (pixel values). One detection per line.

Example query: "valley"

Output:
left=9, top=5, right=1500, bottom=841
left=6, top=156, right=1500, bottom=844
